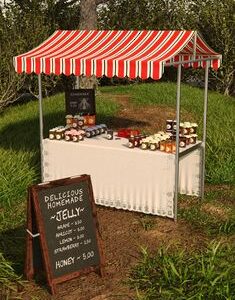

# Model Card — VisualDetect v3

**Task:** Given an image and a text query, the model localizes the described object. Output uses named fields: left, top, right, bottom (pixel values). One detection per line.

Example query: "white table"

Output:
left=42, top=136, right=201, bottom=219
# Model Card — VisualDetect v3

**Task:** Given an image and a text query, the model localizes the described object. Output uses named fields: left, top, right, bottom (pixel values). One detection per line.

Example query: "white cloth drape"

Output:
left=42, top=136, right=201, bottom=219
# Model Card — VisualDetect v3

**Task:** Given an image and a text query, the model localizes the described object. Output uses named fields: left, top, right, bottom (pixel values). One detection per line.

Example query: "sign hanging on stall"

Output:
left=25, top=175, right=105, bottom=295
left=65, top=89, right=95, bottom=116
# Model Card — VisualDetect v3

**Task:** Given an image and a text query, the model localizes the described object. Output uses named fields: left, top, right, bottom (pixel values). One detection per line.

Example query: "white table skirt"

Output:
left=42, top=136, right=201, bottom=219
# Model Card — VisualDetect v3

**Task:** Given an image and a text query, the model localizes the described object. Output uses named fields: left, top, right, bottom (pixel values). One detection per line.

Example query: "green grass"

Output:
left=0, top=252, right=25, bottom=299
left=178, top=187, right=235, bottom=236
left=129, top=241, right=235, bottom=300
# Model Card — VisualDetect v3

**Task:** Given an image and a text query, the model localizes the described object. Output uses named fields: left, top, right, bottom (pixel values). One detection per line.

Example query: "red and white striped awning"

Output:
left=13, top=30, right=221, bottom=80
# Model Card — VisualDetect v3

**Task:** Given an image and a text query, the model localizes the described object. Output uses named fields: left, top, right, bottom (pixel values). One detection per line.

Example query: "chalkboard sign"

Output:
left=25, top=175, right=104, bottom=294
left=65, top=89, right=95, bottom=115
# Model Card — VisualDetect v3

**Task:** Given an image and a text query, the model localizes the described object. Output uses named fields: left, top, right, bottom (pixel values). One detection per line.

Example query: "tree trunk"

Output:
left=79, top=0, right=97, bottom=30
left=75, top=0, right=98, bottom=89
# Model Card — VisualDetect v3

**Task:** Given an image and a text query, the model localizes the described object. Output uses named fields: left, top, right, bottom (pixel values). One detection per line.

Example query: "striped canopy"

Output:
left=14, top=30, right=221, bottom=80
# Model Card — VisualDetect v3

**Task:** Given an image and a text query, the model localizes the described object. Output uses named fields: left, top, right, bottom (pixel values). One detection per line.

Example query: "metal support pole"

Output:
left=174, top=64, right=182, bottom=222
left=38, top=74, right=44, bottom=182
left=193, top=31, right=197, bottom=60
left=200, top=61, right=209, bottom=199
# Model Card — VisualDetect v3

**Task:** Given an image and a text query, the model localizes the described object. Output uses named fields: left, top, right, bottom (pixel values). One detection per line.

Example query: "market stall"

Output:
left=13, top=30, right=222, bottom=221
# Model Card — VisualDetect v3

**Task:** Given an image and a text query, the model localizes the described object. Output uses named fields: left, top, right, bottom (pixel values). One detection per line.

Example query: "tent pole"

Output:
left=200, top=61, right=209, bottom=199
left=193, top=31, right=197, bottom=60
left=38, top=74, right=44, bottom=182
left=174, top=64, right=182, bottom=222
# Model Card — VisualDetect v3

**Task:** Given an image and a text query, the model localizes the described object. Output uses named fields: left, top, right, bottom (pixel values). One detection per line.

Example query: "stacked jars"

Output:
left=139, top=131, right=176, bottom=153
left=166, top=119, right=198, bottom=148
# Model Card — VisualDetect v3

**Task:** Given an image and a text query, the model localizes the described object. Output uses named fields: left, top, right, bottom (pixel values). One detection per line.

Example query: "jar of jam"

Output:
left=190, top=123, right=198, bottom=134
left=149, top=139, right=159, bottom=151
left=128, top=137, right=135, bottom=148
left=179, top=135, right=186, bottom=148
left=77, top=116, right=85, bottom=127
left=72, top=115, right=79, bottom=128
left=85, top=128, right=92, bottom=138
left=166, top=119, right=173, bottom=132
left=160, top=140, right=166, bottom=151
left=66, top=115, right=73, bottom=127
left=106, top=130, right=113, bottom=140
left=183, top=122, right=191, bottom=135
left=49, top=128, right=56, bottom=139
left=55, top=129, right=64, bottom=140
left=100, top=124, right=107, bottom=133
left=140, top=140, right=149, bottom=150
left=134, top=135, right=142, bottom=147
left=173, top=120, right=177, bottom=132
left=179, top=122, right=184, bottom=135
left=64, top=130, right=71, bottom=141
left=78, top=130, right=85, bottom=141
left=189, top=134, right=197, bottom=144
left=185, top=135, right=191, bottom=145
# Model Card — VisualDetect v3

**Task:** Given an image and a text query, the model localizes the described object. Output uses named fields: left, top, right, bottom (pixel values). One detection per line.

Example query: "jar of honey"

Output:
left=165, top=140, right=172, bottom=153
left=171, top=141, right=176, bottom=153
left=160, top=140, right=166, bottom=151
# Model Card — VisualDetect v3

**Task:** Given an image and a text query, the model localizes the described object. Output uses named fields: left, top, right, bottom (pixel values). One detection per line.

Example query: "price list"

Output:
left=37, top=180, right=100, bottom=278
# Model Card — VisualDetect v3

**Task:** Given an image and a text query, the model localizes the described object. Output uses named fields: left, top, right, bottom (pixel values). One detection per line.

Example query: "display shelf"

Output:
left=179, top=141, right=202, bottom=158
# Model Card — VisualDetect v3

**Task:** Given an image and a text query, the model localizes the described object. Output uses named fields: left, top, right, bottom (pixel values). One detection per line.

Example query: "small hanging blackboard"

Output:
left=65, top=89, right=95, bottom=116
left=25, top=175, right=105, bottom=295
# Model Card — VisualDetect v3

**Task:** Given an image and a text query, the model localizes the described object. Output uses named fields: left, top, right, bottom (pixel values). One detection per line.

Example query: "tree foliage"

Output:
left=98, top=0, right=235, bottom=95
left=0, top=0, right=81, bottom=111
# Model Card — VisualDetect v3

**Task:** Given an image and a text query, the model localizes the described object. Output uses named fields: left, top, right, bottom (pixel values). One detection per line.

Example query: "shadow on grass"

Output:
left=0, top=226, right=26, bottom=275
left=0, top=111, right=149, bottom=152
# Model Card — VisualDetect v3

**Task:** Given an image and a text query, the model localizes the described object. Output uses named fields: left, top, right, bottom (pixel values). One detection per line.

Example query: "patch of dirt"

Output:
left=22, top=208, right=208, bottom=300
left=201, top=203, right=231, bottom=220
left=105, top=94, right=194, bottom=134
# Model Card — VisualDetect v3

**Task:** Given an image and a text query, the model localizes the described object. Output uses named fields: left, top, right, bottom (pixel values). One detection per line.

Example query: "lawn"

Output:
left=0, top=82, right=234, bottom=299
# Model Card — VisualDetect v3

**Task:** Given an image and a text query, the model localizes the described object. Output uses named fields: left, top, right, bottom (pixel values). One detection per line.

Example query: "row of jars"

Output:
left=66, top=114, right=96, bottom=129
left=166, top=120, right=198, bottom=135
left=49, top=124, right=107, bottom=141
left=128, top=131, right=198, bottom=153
